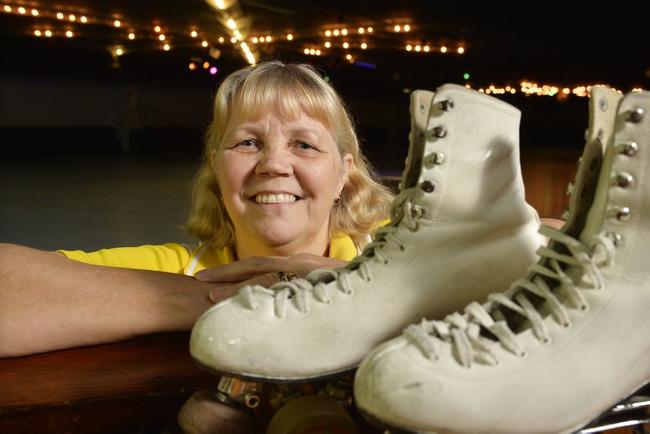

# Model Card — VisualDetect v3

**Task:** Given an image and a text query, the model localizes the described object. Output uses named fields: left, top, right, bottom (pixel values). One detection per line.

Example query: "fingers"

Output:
left=195, top=256, right=286, bottom=283
left=195, top=254, right=346, bottom=283
left=541, top=217, right=565, bottom=230
left=209, top=272, right=279, bottom=303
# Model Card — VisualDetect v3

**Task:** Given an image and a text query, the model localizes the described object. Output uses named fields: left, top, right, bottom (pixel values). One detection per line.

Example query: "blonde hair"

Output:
left=186, top=60, right=394, bottom=249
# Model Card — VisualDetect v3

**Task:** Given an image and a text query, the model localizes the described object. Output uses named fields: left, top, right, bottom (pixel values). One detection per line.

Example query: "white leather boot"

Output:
left=354, top=87, right=650, bottom=433
left=190, top=84, right=544, bottom=381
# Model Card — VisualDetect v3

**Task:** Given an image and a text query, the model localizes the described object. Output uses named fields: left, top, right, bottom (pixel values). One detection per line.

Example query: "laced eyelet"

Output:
left=438, top=99, right=454, bottom=111
left=606, top=231, right=623, bottom=247
left=562, top=321, right=572, bottom=329
left=424, top=152, right=446, bottom=168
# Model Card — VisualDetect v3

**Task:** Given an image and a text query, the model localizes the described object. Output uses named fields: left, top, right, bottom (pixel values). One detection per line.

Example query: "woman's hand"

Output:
left=541, top=218, right=564, bottom=230
left=194, top=253, right=348, bottom=303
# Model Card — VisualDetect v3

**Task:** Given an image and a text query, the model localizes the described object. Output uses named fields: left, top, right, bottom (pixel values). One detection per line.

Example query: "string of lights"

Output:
left=1, top=1, right=641, bottom=96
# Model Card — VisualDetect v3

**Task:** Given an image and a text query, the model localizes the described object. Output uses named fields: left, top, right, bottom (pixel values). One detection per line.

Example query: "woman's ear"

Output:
left=337, top=153, right=354, bottom=196
left=209, top=149, right=218, bottom=173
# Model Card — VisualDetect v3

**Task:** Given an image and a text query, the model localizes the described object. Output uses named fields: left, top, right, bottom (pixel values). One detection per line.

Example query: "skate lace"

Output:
left=404, top=225, right=616, bottom=367
left=238, top=187, right=434, bottom=317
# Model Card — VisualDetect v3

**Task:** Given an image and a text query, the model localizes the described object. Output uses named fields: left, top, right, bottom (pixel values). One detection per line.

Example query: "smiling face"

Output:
left=213, top=109, right=353, bottom=259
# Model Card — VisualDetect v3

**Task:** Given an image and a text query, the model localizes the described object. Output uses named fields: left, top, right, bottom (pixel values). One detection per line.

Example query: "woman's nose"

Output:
left=255, top=146, right=293, bottom=176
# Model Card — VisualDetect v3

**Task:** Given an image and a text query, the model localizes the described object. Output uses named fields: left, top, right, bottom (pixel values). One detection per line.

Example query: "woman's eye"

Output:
left=295, top=141, right=316, bottom=151
left=235, top=139, right=257, bottom=148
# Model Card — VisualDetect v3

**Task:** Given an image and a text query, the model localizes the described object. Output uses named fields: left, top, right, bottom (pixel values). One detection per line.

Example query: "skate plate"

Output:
left=577, top=384, right=650, bottom=433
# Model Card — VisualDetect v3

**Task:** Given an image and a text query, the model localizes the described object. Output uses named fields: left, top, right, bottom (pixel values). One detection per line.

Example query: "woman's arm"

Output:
left=0, top=243, right=218, bottom=358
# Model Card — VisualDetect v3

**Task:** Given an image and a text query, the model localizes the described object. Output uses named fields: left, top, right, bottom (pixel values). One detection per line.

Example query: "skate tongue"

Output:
left=579, top=139, right=617, bottom=243
left=400, top=90, right=435, bottom=191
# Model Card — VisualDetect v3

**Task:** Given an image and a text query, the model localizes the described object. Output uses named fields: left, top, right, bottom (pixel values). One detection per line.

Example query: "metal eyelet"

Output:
left=615, top=206, right=631, bottom=221
left=562, top=321, right=572, bottom=329
left=430, top=126, right=447, bottom=139
left=627, top=107, right=645, bottom=123
left=619, top=142, right=639, bottom=156
left=424, top=152, right=446, bottom=168
left=613, top=172, right=635, bottom=188
left=438, top=99, right=454, bottom=111
left=579, top=303, right=589, bottom=312
left=420, top=180, right=435, bottom=193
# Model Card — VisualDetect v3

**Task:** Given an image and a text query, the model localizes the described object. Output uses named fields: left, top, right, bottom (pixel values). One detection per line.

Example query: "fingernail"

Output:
left=195, top=270, right=206, bottom=280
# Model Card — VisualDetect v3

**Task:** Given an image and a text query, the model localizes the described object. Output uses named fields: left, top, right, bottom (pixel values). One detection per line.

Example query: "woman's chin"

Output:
left=257, top=230, right=301, bottom=249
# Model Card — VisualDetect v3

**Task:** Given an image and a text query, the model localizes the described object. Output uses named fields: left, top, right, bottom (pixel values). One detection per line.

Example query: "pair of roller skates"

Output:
left=190, top=84, right=650, bottom=434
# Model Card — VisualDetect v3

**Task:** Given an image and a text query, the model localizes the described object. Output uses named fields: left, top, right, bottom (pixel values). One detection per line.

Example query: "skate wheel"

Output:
left=266, top=394, right=359, bottom=434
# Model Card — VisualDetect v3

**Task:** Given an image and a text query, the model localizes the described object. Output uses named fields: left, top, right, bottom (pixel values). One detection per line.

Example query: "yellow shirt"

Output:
left=59, top=232, right=361, bottom=276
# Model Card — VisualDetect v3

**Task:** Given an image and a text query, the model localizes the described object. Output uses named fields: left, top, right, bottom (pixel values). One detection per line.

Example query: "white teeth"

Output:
left=255, top=193, right=297, bottom=204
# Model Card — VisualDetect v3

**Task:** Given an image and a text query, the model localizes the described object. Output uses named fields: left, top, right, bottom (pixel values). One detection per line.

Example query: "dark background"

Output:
left=1, top=1, right=648, bottom=167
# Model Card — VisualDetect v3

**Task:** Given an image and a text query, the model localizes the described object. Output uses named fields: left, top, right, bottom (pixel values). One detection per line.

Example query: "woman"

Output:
left=0, top=60, right=393, bottom=431
left=0, top=60, right=392, bottom=356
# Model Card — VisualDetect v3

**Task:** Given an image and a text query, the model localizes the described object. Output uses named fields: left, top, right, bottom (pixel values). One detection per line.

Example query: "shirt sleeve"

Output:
left=58, top=243, right=192, bottom=274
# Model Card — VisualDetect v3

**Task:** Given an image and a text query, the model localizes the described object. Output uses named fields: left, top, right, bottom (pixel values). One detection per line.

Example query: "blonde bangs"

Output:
left=226, top=65, right=338, bottom=145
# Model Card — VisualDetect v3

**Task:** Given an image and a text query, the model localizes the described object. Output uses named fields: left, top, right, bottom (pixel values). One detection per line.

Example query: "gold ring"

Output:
left=277, top=271, right=297, bottom=282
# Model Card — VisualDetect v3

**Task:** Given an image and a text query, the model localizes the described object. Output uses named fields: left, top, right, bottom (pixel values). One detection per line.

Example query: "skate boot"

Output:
left=190, top=84, right=545, bottom=382
left=354, top=86, right=650, bottom=433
